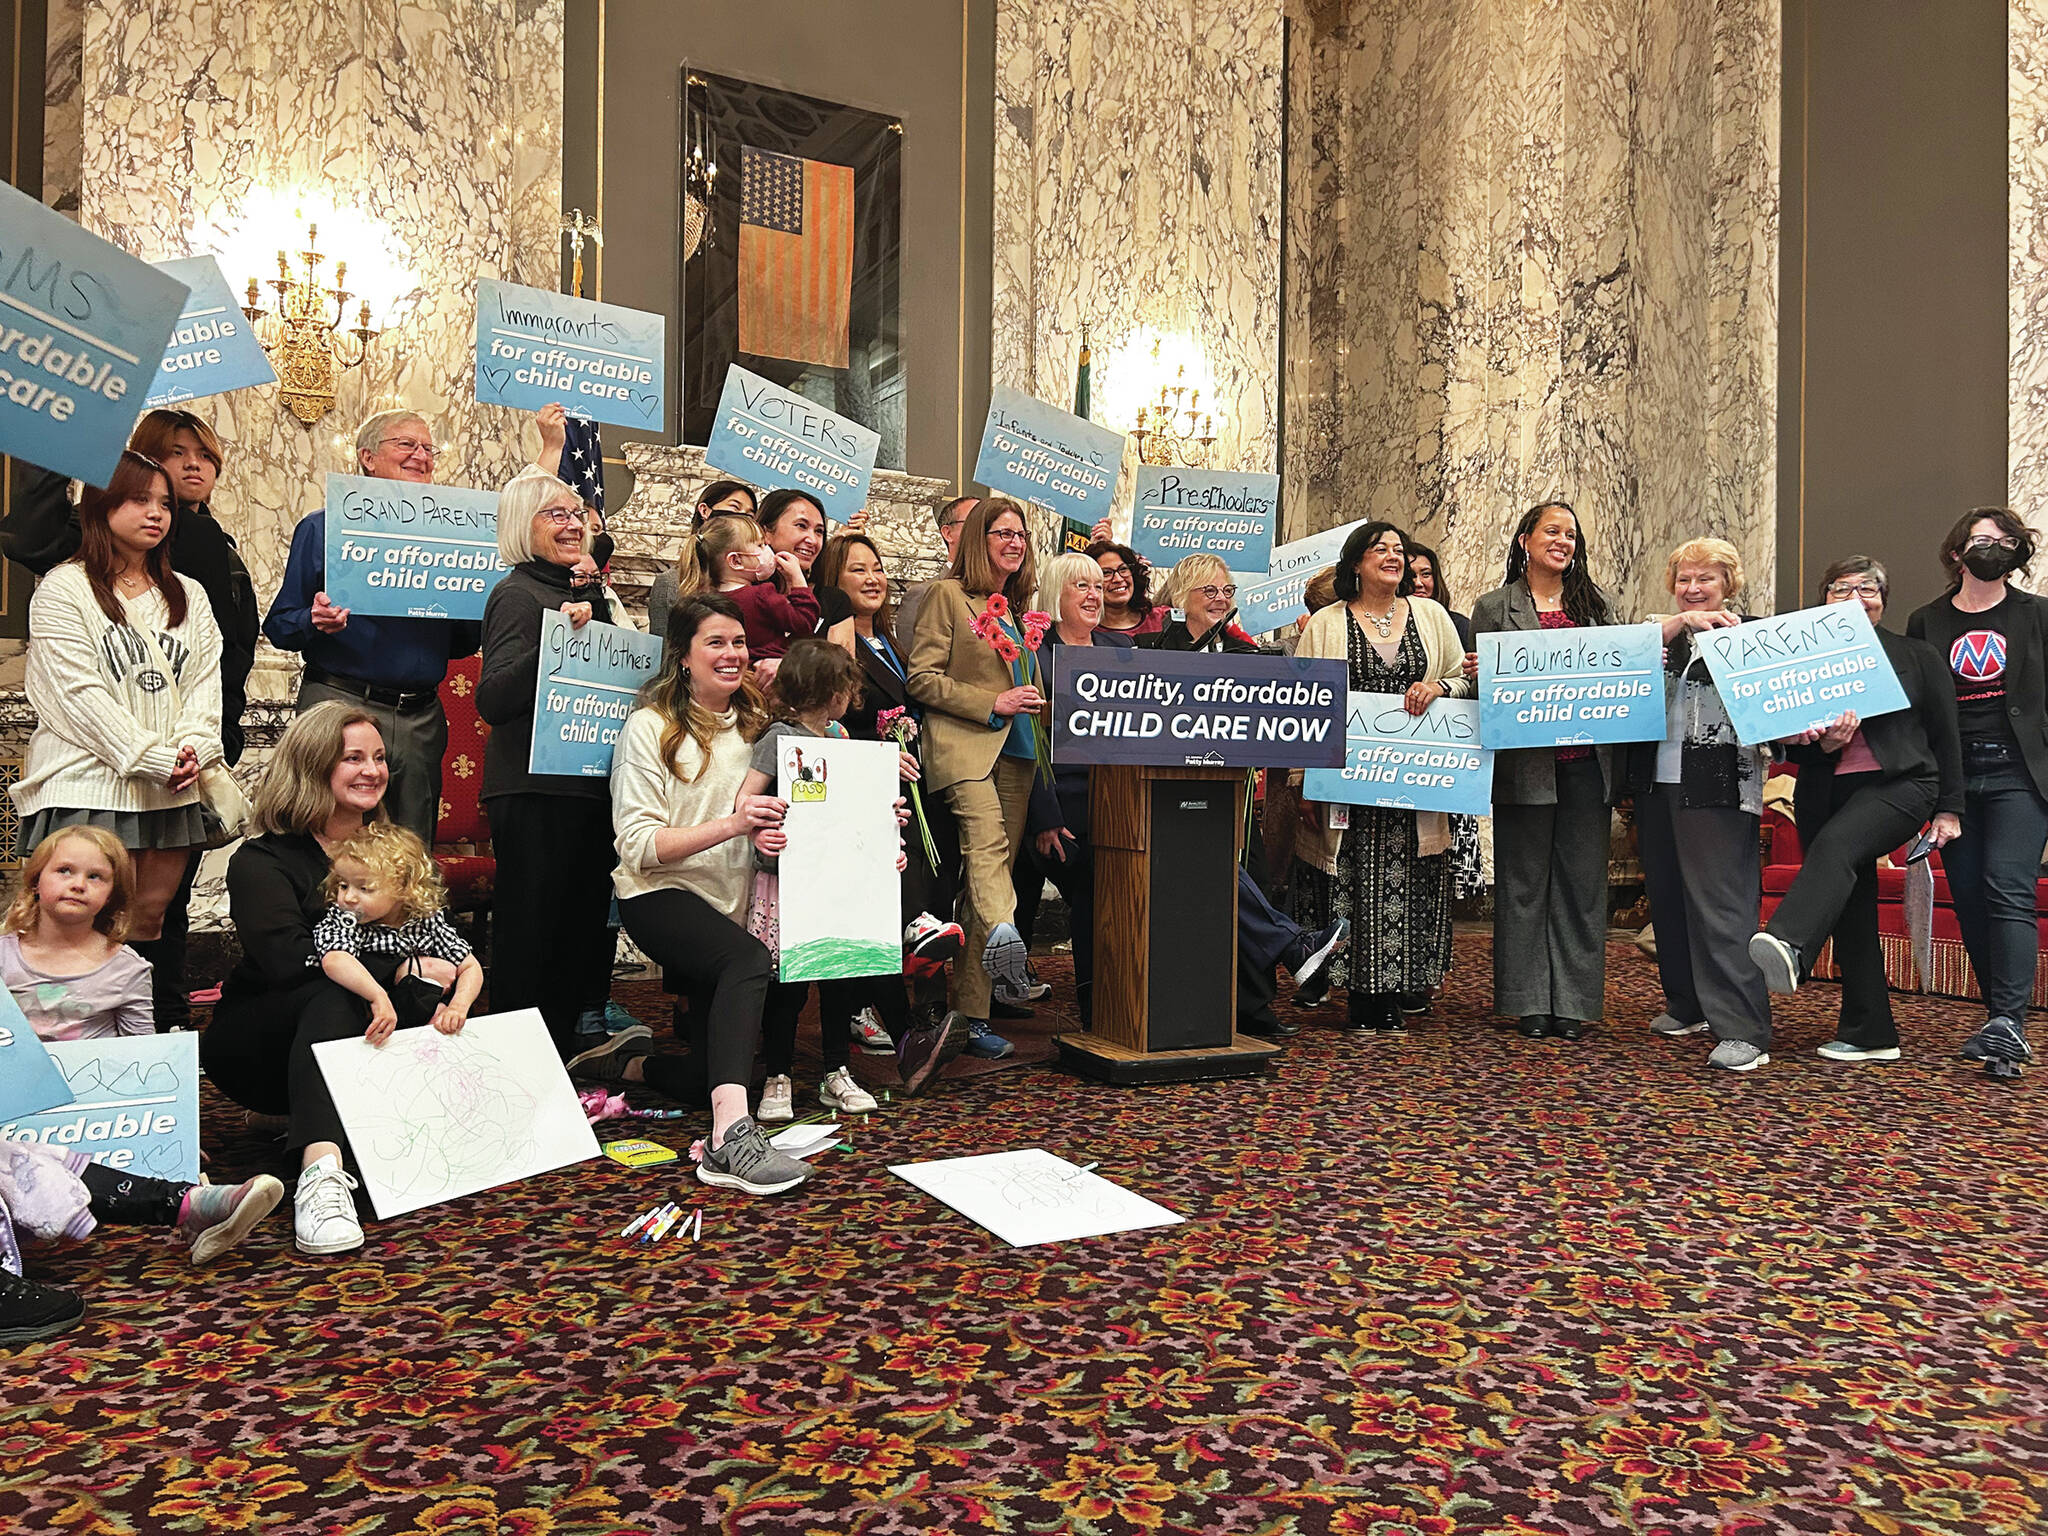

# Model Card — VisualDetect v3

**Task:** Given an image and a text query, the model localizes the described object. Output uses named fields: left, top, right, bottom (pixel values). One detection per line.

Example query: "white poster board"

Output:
left=312, top=1008, right=600, bottom=1218
left=776, top=736, right=902, bottom=981
left=890, top=1149, right=1185, bottom=1248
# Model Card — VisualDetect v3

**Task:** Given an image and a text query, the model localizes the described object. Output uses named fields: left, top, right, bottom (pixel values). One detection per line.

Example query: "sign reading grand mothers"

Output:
left=703, top=364, right=880, bottom=523
left=1129, top=465, right=1278, bottom=573
left=1477, top=620, right=1666, bottom=750
left=1052, top=648, right=1346, bottom=770
left=323, top=475, right=510, bottom=621
left=1234, top=518, right=1369, bottom=636
left=973, top=384, right=1124, bottom=525
left=142, top=254, right=276, bottom=408
left=0, top=180, right=189, bottom=485
left=475, top=277, right=666, bottom=429
left=1693, top=600, right=1910, bottom=745
left=1305, top=696, right=1493, bottom=816
left=0, top=1032, right=202, bottom=1183
left=529, top=611, right=663, bottom=777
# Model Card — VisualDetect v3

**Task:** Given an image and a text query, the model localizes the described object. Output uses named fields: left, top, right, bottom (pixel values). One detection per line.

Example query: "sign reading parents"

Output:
left=1052, top=647, right=1346, bottom=770
left=0, top=179, right=189, bottom=485
left=703, top=364, right=880, bottom=523
left=1478, top=621, right=1665, bottom=750
left=1234, top=518, right=1369, bottom=636
left=475, top=277, right=666, bottom=430
left=1305, top=696, right=1493, bottom=816
left=529, top=610, right=663, bottom=777
left=1129, top=465, right=1278, bottom=573
left=973, top=384, right=1125, bottom=525
left=142, top=254, right=276, bottom=408
left=1694, top=600, right=1910, bottom=745
left=323, top=474, right=510, bottom=621
left=0, top=1032, right=201, bottom=1183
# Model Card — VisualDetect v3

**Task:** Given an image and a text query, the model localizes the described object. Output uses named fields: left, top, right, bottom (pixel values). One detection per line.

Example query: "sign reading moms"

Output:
left=1235, top=518, right=1368, bottom=636
left=475, top=277, right=666, bottom=430
left=1305, top=696, right=1493, bottom=817
left=0, top=1032, right=202, bottom=1183
left=0, top=179, right=189, bottom=485
left=323, top=474, right=510, bottom=621
left=529, top=610, right=663, bottom=777
left=1478, top=620, right=1665, bottom=749
left=973, top=383, right=1124, bottom=526
left=1129, top=465, right=1278, bottom=573
left=143, top=254, right=276, bottom=408
left=703, top=364, right=880, bottom=523
left=1052, top=647, right=1346, bottom=770
left=1694, top=600, right=1910, bottom=745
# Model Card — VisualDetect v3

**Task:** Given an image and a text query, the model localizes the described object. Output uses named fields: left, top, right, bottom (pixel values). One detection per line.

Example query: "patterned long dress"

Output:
left=1289, top=611, right=1456, bottom=994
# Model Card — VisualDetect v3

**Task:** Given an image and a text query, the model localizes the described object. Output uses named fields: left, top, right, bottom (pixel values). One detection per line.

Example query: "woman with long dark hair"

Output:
left=1089, top=538, right=1163, bottom=637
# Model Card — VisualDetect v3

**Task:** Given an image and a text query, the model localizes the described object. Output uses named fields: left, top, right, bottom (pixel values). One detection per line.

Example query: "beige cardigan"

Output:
left=1292, top=596, right=1473, bottom=872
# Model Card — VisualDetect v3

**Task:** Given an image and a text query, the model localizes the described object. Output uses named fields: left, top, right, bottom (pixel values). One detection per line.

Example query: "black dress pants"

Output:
left=485, top=794, right=618, bottom=1053
left=619, top=888, right=771, bottom=1104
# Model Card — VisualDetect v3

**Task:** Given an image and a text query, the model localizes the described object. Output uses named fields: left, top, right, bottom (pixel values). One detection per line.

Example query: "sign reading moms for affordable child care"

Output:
left=0, top=1032, right=201, bottom=1183
left=1477, top=620, right=1666, bottom=750
left=776, top=737, right=902, bottom=983
left=142, top=254, right=276, bottom=408
left=973, top=384, right=1125, bottom=526
left=0, top=179, right=189, bottom=485
left=474, top=277, right=666, bottom=429
left=1128, top=465, right=1278, bottom=574
left=529, top=610, right=663, bottom=777
left=1693, top=599, right=1910, bottom=745
left=702, top=364, right=880, bottom=523
left=1052, top=647, right=1347, bottom=770
left=323, top=474, right=510, bottom=621
left=1305, top=696, right=1493, bottom=817
left=1234, top=518, right=1370, bottom=636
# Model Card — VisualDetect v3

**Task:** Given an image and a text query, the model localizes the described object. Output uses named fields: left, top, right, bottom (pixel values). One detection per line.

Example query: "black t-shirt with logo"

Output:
left=1928, top=594, right=2020, bottom=748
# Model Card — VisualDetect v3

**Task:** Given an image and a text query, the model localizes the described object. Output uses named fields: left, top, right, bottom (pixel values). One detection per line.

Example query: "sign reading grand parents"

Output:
left=1478, top=620, right=1666, bottom=749
left=973, top=384, right=1125, bottom=525
left=529, top=610, right=663, bottom=777
left=1234, top=518, right=1369, bottom=636
left=1305, top=696, right=1493, bottom=816
left=0, top=180, right=189, bottom=486
left=703, top=364, right=880, bottom=523
left=142, top=255, right=276, bottom=408
left=1129, top=465, right=1278, bottom=573
left=0, top=1032, right=201, bottom=1182
left=1693, top=600, right=1910, bottom=745
left=474, top=277, right=666, bottom=429
left=323, top=475, right=511, bottom=621
left=1051, top=648, right=1346, bottom=770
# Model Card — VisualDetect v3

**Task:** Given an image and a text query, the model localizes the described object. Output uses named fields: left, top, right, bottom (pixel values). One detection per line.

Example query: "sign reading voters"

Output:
left=529, top=610, right=663, bottom=777
left=1129, top=465, right=1278, bottom=573
left=323, top=474, right=510, bottom=621
left=1694, top=601, right=1910, bottom=745
left=1305, top=695, right=1493, bottom=816
left=1234, top=518, right=1369, bottom=636
left=1051, top=647, right=1345, bottom=770
left=0, top=990, right=72, bottom=1123
left=1478, top=621, right=1666, bottom=750
left=142, top=254, right=276, bottom=408
left=0, top=180, right=189, bottom=486
left=0, top=1032, right=201, bottom=1183
left=702, top=364, right=880, bottom=523
left=475, top=277, right=666, bottom=429
left=973, top=384, right=1125, bottom=526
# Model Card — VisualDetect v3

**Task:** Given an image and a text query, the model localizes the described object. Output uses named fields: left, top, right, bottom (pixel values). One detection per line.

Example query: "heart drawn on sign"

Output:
left=632, top=392, right=660, bottom=419
left=481, top=365, right=512, bottom=394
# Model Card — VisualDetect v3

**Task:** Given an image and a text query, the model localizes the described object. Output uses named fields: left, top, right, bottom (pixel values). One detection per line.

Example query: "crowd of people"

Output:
left=0, top=398, right=2035, bottom=1345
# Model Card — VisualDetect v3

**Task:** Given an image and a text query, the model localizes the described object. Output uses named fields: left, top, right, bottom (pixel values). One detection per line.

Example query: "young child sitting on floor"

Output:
left=314, top=822, right=483, bottom=1046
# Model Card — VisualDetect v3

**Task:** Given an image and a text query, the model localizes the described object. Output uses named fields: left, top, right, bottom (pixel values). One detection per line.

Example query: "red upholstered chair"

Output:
left=434, top=657, right=495, bottom=926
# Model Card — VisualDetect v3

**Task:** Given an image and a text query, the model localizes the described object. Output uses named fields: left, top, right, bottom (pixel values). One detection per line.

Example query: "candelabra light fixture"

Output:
left=240, top=223, right=378, bottom=425
left=684, top=78, right=720, bottom=260
left=1101, top=327, right=1222, bottom=469
left=1132, top=363, right=1217, bottom=468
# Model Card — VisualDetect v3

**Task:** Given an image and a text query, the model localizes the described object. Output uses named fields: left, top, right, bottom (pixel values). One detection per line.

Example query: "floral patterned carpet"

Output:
left=4, top=933, right=2047, bottom=1536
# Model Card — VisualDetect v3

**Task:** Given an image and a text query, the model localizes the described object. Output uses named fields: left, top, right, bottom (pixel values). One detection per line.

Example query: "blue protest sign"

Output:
left=1051, top=647, right=1345, bottom=769
left=1693, top=601, right=1910, bottom=745
left=142, top=255, right=276, bottom=408
left=1129, top=465, right=1278, bottom=574
left=475, top=277, right=666, bottom=430
left=1305, top=696, right=1493, bottom=816
left=0, top=990, right=72, bottom=1122
left=702, top=364, right=880, bottom=523
left=1478, top=621, right=1665, bottom=750
left=0, top=1031, right=200, bottom=1182
left=529, top=609, right=664, bottom=777
left=323, top=474, right=510, bottom=621
left=0, top=180, right=189, bottom=486
left=973, top=384, right=1124, bottom=525
left=1233, top=518, right=1368, bottom=636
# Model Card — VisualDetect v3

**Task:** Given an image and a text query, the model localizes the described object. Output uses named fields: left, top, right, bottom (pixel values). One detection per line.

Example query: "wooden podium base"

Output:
left=1057, top=1029, right=1281, bottom=1086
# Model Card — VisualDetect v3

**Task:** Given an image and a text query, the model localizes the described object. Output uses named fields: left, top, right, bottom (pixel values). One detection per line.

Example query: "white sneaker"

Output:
left=819, top=1066, right=879, bottom=1114
left=1748, top=931, right=1802, bottom=994
left=294, top=1156, right=364, bottom=1255
left=758, top=1074, right=795, bottom=1123
left=1708, top=1039, right=1770, bottom=1072
left=849, top=1008, right=896, bottom=1054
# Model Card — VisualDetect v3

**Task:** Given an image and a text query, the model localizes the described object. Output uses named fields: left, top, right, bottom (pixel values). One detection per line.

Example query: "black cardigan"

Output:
left=1785, top=627, right=1965, bottom=816
left=218, top=833, right=330, bottom=1005
left=1907, top=585, right=2048, bottom=801
left=476, top=560, right=615, bottom=802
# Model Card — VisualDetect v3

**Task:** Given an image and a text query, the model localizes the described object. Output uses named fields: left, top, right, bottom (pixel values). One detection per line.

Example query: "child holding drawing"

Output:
left=312, top=822, right=482, bottom=1046
left=673, top=513, right=820, bottom=682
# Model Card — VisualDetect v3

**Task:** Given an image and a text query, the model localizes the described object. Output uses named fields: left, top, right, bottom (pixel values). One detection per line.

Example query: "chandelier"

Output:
left=239, top=223, right=379, bottom=426
left=1101, top=328, right=1222, bottom=468
left=1131, top=364, right=1216, bottom=467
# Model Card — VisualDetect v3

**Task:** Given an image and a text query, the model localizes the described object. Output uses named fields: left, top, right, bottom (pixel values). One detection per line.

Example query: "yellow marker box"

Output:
left=603, top=1139, right=680, bottom=1168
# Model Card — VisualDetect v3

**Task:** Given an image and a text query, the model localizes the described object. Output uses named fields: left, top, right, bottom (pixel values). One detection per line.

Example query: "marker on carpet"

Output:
left=692, top=1207, right=703, bottom=1242
left=641, top=1203, right=680, bottom=1243
left=620, top=1206, right=658, bottom=1239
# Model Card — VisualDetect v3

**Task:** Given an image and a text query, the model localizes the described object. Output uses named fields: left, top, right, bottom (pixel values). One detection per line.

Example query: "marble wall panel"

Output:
left=2013, top=0, right=2048, bottom=532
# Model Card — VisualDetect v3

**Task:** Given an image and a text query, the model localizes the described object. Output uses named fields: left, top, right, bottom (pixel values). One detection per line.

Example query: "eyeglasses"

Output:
left=1069, top=578, right=1106, bottom=593
left=1964, top=535, right=2021, bottom=551
left=987, top=529, right=1030, bottom=544
left=380, top=436, right=438, bottom=459
left=940, top=517, right=970, bottom=532
left=537, top=507, right=585, bottom=526
left=1192, top=584, right=1238, bottom=602
left=1826, top=581, right=1883, bottom=599
left=1099, top=563, right=1131, bottom=579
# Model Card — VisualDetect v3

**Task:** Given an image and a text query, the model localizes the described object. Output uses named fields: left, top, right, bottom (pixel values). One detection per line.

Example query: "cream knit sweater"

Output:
left=610, top=704, right=753, bottom=916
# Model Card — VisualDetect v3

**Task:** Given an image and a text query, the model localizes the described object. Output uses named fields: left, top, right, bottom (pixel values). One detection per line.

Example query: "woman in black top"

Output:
left=1138, top=554, right=1260, bottom=653
left=1907, top=508, right=2048, bottom=1070
left=1406, top=541, right=1474, bottom=651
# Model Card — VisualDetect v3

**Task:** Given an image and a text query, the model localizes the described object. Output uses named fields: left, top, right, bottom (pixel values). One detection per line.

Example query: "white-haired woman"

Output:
left=1138, top=553, right=1259, bottom=654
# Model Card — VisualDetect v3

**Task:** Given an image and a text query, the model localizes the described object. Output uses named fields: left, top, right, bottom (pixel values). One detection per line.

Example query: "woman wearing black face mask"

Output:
left=1907, top=508, right=2048, bottom=1073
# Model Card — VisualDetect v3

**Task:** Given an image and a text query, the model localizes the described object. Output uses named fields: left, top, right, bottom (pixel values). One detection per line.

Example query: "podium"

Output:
left=1057, top=764, right=1282, bottom=1085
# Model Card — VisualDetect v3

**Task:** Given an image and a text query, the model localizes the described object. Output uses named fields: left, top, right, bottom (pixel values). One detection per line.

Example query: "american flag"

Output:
left=561, top=414, right=604, bottom=516
left=738, top=145, right=853, bottom=369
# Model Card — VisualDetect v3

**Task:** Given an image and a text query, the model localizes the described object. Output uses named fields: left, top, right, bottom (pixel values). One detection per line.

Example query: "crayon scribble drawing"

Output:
left=889, top=1149, right=1184, bottom=1249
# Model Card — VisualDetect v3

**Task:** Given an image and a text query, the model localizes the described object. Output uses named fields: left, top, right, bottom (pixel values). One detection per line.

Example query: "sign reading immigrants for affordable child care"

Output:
left=776, top=737, right=903, bottom=983
left=1052, top=647, right=1347, bottom=770
left=702, top=364, right=880, bottom=524
left=973, top=384, right=1125, bottom=526
left=1693, top=599, right=1910, bottom=745
left=474, top=277, right=666, bottom=429
left=1233, top=518, right=1369, bottom=637
left=1304, top=695, right=1493, bottom=817
left=1477, top=620, right=1666, bottom=750
left=1128, top=465, right=1278, bottom=574
left=142, top=254, right=276, bottom=408
left=529, top=609, right=663, bottom=777
left=323, top=474, right=511, bottom=621
left=0, top=1031, right=200, bottom=1183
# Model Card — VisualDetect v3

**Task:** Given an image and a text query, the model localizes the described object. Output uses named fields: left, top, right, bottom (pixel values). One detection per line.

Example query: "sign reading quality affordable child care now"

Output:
left=323, top=474, right=511, bottom=621
left=1051, top=647, right=1346, bottom=770
left=1477, top=621, right=1666, bottom=750
left=1693, top=599, right=1909, bottom=745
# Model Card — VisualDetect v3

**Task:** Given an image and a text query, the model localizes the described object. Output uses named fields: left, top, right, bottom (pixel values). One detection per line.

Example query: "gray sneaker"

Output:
left=565, top=1027, right=652, bottom=1086
left=697, top=1116, right=812, bottom=1196
left=1708, top=1039, right=1769, bottom=1072
left=1651, top=1012, right=1710, bottom=1037
left=985, top=922, right=1032, bottom=1005
left=1747, top=931, right=1801, bottom=994
left=1960, top=1017, right=2033, bottom=1064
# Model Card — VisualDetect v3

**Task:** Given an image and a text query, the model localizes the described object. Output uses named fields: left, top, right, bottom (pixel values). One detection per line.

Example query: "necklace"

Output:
left=115, top=569, right=150, bottom=594
left=1358, top=597, right=1400, bottom=638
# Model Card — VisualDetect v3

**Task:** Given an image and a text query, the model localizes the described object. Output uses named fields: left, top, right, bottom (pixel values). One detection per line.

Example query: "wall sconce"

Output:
left=241, top=223, right=378, bottom=425
left=1099, top=326, right=1223, bottom=468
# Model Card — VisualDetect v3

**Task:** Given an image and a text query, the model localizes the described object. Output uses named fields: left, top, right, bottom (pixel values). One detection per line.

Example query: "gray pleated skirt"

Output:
left=17, top=803, right=211, bottom=860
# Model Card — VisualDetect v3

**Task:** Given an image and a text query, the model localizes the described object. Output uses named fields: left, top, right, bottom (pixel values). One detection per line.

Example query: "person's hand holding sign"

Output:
left=1403, top=679, right=1446, bottom=717
left=1785, top=710, right=1860, bottom=753
left=311, top=591, right=350, bottom=633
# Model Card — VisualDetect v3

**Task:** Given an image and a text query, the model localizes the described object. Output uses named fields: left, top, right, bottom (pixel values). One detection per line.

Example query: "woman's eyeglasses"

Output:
left=537, top=507, right=586, bottom=526
left=1825, top=580, right=1883, bottom=599
left=987, top=529, right=1030, bottom=544
left=1191, top=584, right=1238, bottom=602
left=1964, top=535, right=2022, bottom=552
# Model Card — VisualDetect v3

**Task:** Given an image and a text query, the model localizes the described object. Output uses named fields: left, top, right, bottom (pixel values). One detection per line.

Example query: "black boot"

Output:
left=1551, top=1016, right=1585, bottom=1043
left=1341, top=991, right=1374, bottom=1030
left=1517, top=1015, right=1550, bottom=1039
left=0, top=1268, right=85, bottom=1345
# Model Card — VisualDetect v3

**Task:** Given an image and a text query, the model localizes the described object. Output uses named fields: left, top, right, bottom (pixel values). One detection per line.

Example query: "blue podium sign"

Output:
left=1051, top=647, right=1346, bottom=769
left=1233, top=518, right=1368, bottom=636
left=1478, top=621, right=1666, bottom=749
left=475, top=277, right=666, bottom=429
left=323, top=475, right=510, bottom=620
left=702, top=365, right=880, bottom=523
left=1305, top=696, right=1493, bottom=816
left=972, top=385, right=1124, bottom=525
left=0, top=1031, right=201, bottom=1182
left=529, top=610, right=664, bottom=777
left=1694, top=601, right=1910, bottom=745
left=142, top=255, right=276, bottom=408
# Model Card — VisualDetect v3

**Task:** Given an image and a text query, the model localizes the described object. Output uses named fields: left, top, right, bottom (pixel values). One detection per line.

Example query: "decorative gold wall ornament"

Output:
left=240, top=224, right=378, bottom=426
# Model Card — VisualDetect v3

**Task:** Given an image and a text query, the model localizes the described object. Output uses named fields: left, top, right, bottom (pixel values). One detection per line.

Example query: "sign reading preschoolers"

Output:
left=1305, top=696, right=1493, bottom=816
left=1478, top=621, right=1666, bottom=750
left=142, top=255, right=276, bottom=408
left=322, top=474, right=510, bottom=620
left=529, top=610, right=663, bottom=776
left=0, top=1032, right=200, bottom=1183
left=702, top=364, right=880, bottom=523
left=1694, top=600, right=1910, bottom=745
left=1233, top=518, right=1369, bottom=636
left=475, top=277, right=666, bottom=429
left=776, top=737, right=903, bottom=983
left=1129, top=465, right=1277, bottom=573
left=0, top=179, right=190, bottom=486
left=1051, top=647, right=1346, bottom=770
left=973, top=384, right=1125, bottom=526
